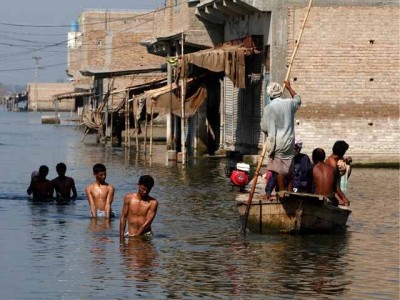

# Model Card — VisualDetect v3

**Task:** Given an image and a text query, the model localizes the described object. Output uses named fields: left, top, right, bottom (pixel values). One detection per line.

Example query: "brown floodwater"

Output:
left=0, top=111, right=399, bottom=299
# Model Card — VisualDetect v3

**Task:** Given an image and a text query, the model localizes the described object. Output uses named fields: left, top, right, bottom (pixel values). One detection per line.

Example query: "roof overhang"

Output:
left=141, top=32, right=210, bottom=56
left=108, top=78, right=168, bottom=95
left=54, top=91, right=94, bottom=101
left=196, top=0, right=259, bottom=24
left=80, top=66, right=167, bottom=79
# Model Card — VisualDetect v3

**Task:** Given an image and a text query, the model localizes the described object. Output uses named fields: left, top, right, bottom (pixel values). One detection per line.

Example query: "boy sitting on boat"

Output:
left=311, top=148, right=349, bottom=206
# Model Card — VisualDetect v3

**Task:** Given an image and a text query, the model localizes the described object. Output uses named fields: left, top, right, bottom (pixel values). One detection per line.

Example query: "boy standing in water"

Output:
left=52, top=162, right=77, bottom=203
left=120, top=175, right=158, bottom=239
left=85, top=163, right=115, bottom=218
left=27, top=165, right=54, bottom=201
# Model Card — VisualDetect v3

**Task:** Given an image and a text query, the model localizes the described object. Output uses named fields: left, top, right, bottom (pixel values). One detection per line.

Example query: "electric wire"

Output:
left=0, top=0, right=185, bottom=75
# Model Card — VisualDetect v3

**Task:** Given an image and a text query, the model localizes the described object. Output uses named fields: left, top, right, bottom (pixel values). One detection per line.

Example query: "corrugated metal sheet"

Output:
left=224, top=77, right=239, bottom=148
left=223, top=76, right=264, bottom=153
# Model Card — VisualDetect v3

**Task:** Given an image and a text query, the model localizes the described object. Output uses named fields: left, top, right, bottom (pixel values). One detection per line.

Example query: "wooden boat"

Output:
left=236, top=176, right=352, bottom=234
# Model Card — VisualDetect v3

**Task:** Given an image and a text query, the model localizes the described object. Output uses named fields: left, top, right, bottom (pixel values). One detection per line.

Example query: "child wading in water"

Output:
left=119, top=175, right=158, bottom=239
left=85, top=163, right=115, bottom=218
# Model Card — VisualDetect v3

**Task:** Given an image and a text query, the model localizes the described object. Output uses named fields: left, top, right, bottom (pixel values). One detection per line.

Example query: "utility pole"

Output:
left=32, top=56, right=41, bottom=112
left=180, top=32, right=186, bottom=165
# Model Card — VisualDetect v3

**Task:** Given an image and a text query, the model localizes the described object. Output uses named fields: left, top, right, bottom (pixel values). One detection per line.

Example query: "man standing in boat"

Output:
left=261, top=80, right=301, bottom=199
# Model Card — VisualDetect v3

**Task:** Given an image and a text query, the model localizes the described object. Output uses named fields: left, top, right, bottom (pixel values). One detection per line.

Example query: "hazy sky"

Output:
left=0, top=0, right=164, bottom=86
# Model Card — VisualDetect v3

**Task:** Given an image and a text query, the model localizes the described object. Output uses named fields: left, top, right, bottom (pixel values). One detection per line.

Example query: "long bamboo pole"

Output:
left=242, top=0, right=314, bottom=234
left=110, top=91, right=114, bottom=145
left=125, top=90, right=129, bottom=147
left=282, top=0, right=313, bottom=93
left=144, top=103, right=148, bottom=154
left=135, top=98, right=139, bottom=152
left=150, top=101, right=154, bottom=156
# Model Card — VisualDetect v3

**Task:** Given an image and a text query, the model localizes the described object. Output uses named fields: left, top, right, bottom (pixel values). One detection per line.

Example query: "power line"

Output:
left=0, top=0, right=187, bottom=75
left=0, top=8, right=157, bottom=28
left=0, top=0, right=183, bottom=29
left=0, top=30, right=66, bottom=37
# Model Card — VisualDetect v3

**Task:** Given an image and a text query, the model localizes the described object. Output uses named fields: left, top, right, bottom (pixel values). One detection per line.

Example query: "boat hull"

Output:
left=237, top=191, right=351, bottom=234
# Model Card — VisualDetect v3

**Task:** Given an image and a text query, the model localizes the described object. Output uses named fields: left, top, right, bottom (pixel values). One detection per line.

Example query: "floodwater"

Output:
left=0, top=111, right=398, bottom=299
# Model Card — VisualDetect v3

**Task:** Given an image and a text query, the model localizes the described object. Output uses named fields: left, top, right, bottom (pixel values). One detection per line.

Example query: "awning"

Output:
left=182, top=44, right=258, bottom=88
left=54, top=91, right=94, bottom=101
left=80, top=67, right=167, bottom=79
left=145, top=77, right=207, bottom=117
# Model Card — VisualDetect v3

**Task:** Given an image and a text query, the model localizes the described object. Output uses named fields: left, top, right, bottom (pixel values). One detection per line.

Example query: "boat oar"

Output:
left=241, top=0, right=314, bottom=234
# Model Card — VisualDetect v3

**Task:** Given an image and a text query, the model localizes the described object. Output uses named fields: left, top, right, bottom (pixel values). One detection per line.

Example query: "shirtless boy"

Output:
left=85, top=163, right=115, bottom=218
left=312, top=148, right=350, bottom=206
left=52, top=162, right=77, bottom=203
left=120, top=175, right=158, bottom=239
left=324, top=140, right=350, bottom=206
left=27, top=165, right=54, bottom=201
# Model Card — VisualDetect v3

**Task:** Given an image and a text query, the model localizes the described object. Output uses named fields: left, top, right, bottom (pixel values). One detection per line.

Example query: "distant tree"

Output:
left=0, top=83, right=26, bottom=98
left=0, top=83, right=6, bottom=100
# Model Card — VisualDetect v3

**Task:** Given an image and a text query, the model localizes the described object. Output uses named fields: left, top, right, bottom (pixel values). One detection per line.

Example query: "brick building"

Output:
left=144, top=0, right=399, bottom=163
left=67, top=9, right=167, bottom=110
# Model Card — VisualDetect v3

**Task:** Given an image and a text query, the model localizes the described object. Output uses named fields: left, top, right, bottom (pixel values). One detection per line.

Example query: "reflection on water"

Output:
left=252, top=234, right=351, bottom=297
left=120, top=237, right=158, bottom=284
left=0, top=112, right=399, bottom=299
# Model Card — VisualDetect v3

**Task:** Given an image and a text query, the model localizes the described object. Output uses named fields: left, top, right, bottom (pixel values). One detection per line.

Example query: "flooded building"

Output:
left=142, top=0, right=399, bottom=163
left=66, top=9, right=168, bottom=143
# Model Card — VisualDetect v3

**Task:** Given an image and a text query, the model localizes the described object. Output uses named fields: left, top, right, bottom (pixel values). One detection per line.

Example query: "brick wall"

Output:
left=286, top=6, right=399, bottom=163
left=27, top=83, right=75, bottom=111
left=67, top=10, right=165, bottom=89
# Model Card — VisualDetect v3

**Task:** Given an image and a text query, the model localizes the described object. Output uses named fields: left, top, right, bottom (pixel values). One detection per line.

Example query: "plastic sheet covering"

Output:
left=146, top=79, right=207, bottom=117
left=182, top=45, right=254, bottom=89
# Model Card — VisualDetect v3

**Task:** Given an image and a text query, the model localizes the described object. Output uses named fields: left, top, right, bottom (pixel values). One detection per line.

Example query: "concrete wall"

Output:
left=27, top=83, right=75, bottom=111
left=224, top=12, right=270, bottom=41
